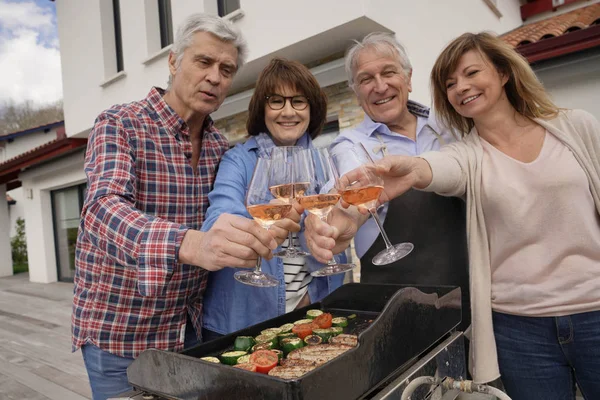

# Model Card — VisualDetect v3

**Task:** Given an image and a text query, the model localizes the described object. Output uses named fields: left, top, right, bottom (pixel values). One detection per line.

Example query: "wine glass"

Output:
left=330, top=143, right=414, bottom=265
left=297, top=148, right=356, bottom=277
left=235, top=157, right=292, bottom=287
left=269, top=146, right=310, bottom=258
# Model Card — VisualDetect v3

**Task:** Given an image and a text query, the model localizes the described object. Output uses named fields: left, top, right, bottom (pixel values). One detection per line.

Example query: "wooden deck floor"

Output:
left=0, top=273, right=90, bottom=400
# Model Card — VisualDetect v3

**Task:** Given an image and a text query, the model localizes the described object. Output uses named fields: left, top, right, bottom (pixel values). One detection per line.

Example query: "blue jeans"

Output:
left=493, top=310, right=600, bottom=400
left=81, top=319, right=199, bottom=400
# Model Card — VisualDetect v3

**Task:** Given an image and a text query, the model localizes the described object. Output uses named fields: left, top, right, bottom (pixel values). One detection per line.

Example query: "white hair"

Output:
left=345, top=32, right=412, bottom=88
left=167, top=13, right=248, bottom=89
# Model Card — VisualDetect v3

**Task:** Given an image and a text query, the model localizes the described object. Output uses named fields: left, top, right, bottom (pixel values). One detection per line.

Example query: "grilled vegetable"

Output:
left=313, top=313, right=333, bottom=329
left=268, top=365, right=316, bottom=379
left=279, top=323, right=294, bottom=333
left=234, top=336, right=256, bottom=352
left=281, top=337, right=304, bottom=354
left=306, top=309, right=323, bottom=319
left=304, top=334, right=323, bottom=346
left=233, top=363, right=257, bottom=372
left=292, top=323, right=314, bottom=340
left=332, top=316, right=348, bottom=327
left=200, top=356, right=220, bottom=363
left=347, top=313, right=357, bottom=319
left=330, top=327, right=343, bottom=336
left=277, top=332, right=296, bottom=341
left=261, top=327, right=282, bottom=336
left=329, top=334, right=358, bottom=347
left=272, top=349, right=284, bottom=361
left=220, top=351, right=247, bottom=365
left=255, top=333, right=278, bottom=348
left=237, top=354, right=252, bottom=364
left=294, top=318, right=313, bottom=325
left=252, top=341, right=275, bottom=352
left=312, top=328, right=333, bottom=343
left=249, top=350, right=279, bottom=374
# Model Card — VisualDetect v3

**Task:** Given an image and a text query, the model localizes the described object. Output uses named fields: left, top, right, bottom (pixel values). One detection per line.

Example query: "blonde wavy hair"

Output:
left=431, top=32, right=559, bottom=136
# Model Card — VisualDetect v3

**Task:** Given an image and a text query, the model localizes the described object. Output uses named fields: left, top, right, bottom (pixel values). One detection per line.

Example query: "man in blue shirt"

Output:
left=307, top=32, right=470, bottom=330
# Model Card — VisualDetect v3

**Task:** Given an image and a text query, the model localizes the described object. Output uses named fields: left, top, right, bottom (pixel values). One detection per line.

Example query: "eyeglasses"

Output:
left=265, top=95, right=309, bottom=111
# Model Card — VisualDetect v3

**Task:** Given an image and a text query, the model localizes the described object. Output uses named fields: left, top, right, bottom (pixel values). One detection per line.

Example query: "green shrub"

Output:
left=11, top=217, right=28, bottom=273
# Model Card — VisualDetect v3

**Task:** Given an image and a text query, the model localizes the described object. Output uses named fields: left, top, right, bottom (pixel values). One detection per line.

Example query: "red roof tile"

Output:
left=502, top=3, right=600, bottom=47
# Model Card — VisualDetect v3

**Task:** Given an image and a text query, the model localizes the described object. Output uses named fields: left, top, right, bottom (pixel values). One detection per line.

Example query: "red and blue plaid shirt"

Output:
left=72, top=87, right=229, bottom=358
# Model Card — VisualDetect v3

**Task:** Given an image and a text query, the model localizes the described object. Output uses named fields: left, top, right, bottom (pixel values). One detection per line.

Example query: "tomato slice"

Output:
left=313, top=312, right=333, bottom=329
left=233, top=363, right=258, bottom=372
left=249, top=350, right=278, bottom=374
left=292, top=323, right=314, bottom=340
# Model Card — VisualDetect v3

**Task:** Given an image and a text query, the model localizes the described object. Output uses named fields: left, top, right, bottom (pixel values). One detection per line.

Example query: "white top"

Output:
left=282, top=234, right=312, bottom=312
left=481, top=132, right=600, bottom=316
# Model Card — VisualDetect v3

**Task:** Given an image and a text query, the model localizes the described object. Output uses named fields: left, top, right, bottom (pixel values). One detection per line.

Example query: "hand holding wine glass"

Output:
left=236, top=157, right=293, bottom=287
left=331, top=143, right=414, bottom=266
left=297, top=148, right=356, bottom=277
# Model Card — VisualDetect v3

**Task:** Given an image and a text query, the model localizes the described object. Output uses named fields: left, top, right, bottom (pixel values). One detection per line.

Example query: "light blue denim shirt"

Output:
left=329, top=100, right=457, bottom=258
left=201, top=134, right=345, bottom=335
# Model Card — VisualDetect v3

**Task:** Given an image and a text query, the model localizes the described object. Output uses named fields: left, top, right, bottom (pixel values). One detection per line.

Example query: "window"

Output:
left=218, top=0, right=240, bottom=17
left=113, top=0, right=124, bottom=72
left=158, top=0, right=173, bottom=48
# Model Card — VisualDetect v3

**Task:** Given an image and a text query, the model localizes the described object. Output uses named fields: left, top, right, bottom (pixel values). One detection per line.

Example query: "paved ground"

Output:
left=0, top=273, right=90, bottom=400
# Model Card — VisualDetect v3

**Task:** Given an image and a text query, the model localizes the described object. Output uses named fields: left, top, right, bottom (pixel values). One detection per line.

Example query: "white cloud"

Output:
left=0, top=0, right=63, bottom=105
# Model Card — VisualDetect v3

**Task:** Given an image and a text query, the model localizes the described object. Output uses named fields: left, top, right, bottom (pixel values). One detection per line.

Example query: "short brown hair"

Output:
left=431, top=32, right=559, bottom=136
left=246, top=58, right=327, bottom=138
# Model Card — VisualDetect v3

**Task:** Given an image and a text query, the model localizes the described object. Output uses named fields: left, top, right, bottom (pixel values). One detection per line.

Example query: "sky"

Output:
left=0, top=0, right=63, bottom=106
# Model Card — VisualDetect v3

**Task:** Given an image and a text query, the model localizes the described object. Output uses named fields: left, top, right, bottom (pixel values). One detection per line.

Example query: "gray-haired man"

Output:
left=306, top=32, right=470, bottom=331
left=73, top=14, right=299, bottom=398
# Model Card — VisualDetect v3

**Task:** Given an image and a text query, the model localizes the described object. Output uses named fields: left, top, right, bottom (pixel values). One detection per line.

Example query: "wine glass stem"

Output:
left=319, top=213, right=337, bottom=266
left=254, top=256, right=262, bottom=274
left=369, top=208, right=393, bottom=249
left=287, top=231, right=294, bottom=249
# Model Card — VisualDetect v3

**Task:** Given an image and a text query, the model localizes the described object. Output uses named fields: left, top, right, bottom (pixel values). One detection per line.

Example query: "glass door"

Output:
left=52, top=183, right=85, bottom=281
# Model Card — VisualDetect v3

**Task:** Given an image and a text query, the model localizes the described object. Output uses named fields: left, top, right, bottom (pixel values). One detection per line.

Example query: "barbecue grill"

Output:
left=121, top=283, right=467, bottom=400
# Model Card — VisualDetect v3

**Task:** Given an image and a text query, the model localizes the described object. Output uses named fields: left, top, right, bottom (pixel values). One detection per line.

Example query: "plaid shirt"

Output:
left=72, top=87, right=229, bottom=358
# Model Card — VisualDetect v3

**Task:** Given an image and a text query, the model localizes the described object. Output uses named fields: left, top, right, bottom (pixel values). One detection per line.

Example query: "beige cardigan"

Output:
left=420, top=109, right=600, bottom=384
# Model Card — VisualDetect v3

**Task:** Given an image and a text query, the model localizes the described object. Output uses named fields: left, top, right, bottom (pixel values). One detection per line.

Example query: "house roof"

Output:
left=0, top=120, right=65, bottom=140
left=501, top=3, right=600, bottom=62
left=0, top=137, right=87, bottom=185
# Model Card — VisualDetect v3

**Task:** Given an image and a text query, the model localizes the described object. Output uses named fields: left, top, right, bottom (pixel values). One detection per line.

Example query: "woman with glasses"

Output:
left=199, top=58, right=345, bottom=340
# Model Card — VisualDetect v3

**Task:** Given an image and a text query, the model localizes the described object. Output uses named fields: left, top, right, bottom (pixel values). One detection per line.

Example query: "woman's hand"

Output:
left=270, top=199, right=304, bottom=245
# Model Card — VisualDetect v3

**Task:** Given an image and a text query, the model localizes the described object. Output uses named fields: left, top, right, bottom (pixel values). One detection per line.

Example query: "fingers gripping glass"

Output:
left=235, top=157, right=289, bottom=287
left=270, top=146, right=310, bottom=258
left=331, top=143, right=413, bottom=266
left=266, top=95, right=309, bottom=110
left=297, top=148, right=356, bottom=277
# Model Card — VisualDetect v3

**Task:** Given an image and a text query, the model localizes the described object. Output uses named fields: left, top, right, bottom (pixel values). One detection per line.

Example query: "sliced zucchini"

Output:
left=312, top=328, right=333, bottom=343
left=306, top=309, right=324, bottom=320
left=277, top=332, right=296, bottom=340
left=261, top=327, right=282, bottom=336
left=330, top=326, right=343, bottom=336
left=220, top=351, right=247, bottom=365
left=272, top=349, right=284, bottom=361
left=279, top=323, right=294, bottom=333
left=304, top=334, right=323, bottom=346
left=252, top=341, right=275, bottom=352
left=347, top=313, right=357, bottom=319
left=237, top=354, right=252, bottom=364
left=255, top=333, right=278, bottom=348
left=294, top=318, right=313, bottom=325
left=280, top=337, right=304, bottom=354
left=332, top=317, right=348, bottom=327
left=200, top=356, right=221, bottom=363
left=234, top=336, right=256, bottom=352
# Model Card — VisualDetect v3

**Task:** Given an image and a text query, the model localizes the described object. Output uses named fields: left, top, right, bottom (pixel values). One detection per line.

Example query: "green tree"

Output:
left=11, top=217, right=28, bottom=273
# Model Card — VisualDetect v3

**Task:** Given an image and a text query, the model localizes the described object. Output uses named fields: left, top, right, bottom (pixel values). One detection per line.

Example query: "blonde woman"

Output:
left=340, top=32, right=600, bottom=399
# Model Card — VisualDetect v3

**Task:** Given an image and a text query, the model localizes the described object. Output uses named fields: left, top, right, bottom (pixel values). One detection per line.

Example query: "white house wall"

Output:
left=2, top=127, right=61, bottom=161
left=0, top=185, right=13, bottom=277
left=55, top=0, right=524, bottom=138
left=7, top=187, right=24, bottom=237
left=19, top=151, right=86, bottom=283
left=534, top=52, right=600, bottom=119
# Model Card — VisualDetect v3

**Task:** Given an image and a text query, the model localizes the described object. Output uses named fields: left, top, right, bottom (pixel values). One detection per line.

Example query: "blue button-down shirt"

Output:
left=201, top=135, right=345, bottom=335
left=329, top=100, right=457, bottom=258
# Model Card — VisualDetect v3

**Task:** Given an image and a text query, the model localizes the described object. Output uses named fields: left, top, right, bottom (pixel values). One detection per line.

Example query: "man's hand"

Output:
left=179, top=214, right=277, bottom=271
left=269, top=200, right=303, bottom=246
left=304, top=207, right=360, bottom=263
